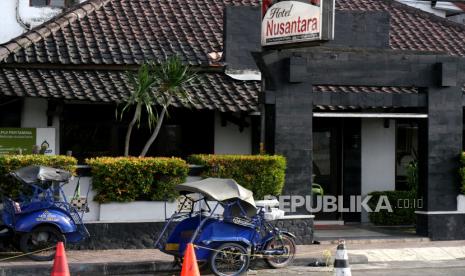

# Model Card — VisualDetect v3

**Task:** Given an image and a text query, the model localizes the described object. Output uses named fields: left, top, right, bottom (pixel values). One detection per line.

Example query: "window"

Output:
left=395, top=121, right=419, bottom=190
left=30, top=0, right=65, bottom=7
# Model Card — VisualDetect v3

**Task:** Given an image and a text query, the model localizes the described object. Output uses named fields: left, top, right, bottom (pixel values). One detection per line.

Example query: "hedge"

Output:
left=459, top=153, right=465, bottom=194
left=0, top=155, right=77, bottom=197
left=367, top=190, right=416, bottom=226
left=86, top=157, right=188, bottom=203
left=187, top=154, right=286, bottom=200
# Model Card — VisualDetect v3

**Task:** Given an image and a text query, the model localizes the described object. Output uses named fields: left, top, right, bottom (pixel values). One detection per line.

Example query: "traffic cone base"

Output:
left=180, top=243, right=200, bottom=276
left=51, top=241, right=70, bottom=276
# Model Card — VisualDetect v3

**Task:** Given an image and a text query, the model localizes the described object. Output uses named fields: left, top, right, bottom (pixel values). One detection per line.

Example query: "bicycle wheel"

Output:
left=19, top=225, right=65, bottom=261
left=264, top=235, right=296, bottom=268
left=209, top=243, right=250, bottom=276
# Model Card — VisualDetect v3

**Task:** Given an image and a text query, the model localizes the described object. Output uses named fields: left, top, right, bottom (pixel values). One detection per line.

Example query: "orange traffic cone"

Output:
left=180, top=243, right=200, bottom=276
left=51, top=242, right=70, bottom=276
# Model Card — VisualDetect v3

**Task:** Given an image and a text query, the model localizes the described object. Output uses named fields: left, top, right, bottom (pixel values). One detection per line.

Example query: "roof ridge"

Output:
left=385, top=0, right=465, bottom=31
left=0, top=0, right=109, bottom=62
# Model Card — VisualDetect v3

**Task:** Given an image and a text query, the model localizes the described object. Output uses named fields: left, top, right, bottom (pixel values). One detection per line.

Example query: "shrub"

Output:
left=367, top=190, right=417, bottom=226
left=406, top=161, right=418, bottom=194
left=187, top=154, right=286, bottom=200
left=86, top=157, right=188, bottom=203
left=0, top=155, right=77, bottom=197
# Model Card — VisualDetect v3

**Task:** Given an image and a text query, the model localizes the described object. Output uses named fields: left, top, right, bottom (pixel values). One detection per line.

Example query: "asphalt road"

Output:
left=119, top=267, right=465, bottom=276
left=246, top=266, right=465, bottom=276
left=122, top=265, right=465, bottom=276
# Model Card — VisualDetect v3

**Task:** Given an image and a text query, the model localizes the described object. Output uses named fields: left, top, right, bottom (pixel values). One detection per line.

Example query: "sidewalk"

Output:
left=1, top=240, right=465, bottom=275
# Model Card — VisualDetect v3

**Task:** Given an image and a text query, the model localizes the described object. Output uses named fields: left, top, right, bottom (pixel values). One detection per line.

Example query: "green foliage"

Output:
left=151, top=56, right=197, bottom=109
left=460, top=153, right=465, bottom=194
left=406, top=161, right=418, bottom=194
left=139, top=56, right=197, bottom=157
left=118, top=57, right=197, bottom=157
left=368, top=191, right=417, bottom=226
left=120, top=63, right=158, bottom=129
left=0, top=155, right=77, bottom=197
left=187, top=154, right=286, bottom=200
left=86, top=157, right=188, bottom=203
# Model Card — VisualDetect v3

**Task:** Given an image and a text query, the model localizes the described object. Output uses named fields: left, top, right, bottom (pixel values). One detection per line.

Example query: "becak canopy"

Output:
left=175, top=178, right=256, bottom=216
left=11, top=165, right=71, bottom=184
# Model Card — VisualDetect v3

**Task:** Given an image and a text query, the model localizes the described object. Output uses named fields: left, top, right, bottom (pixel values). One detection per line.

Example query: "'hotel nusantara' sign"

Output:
left=261, top=0, right=334, bottom=46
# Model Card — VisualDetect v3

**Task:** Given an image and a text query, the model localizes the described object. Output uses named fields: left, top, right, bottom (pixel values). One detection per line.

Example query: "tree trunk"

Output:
left=139, top=107, right=167, bottom=157
left=124, top=104, right=141, bottom=156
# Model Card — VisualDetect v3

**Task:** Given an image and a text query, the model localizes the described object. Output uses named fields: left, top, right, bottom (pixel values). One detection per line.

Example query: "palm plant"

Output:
left=139, top=56, right=196, bottom=157
left=119, top=63, right=158, bottom=156
left=119, top=57, right=196, bottom=157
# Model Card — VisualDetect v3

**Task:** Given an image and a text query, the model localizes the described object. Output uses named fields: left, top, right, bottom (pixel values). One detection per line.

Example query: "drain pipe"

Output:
left=15, top=0, right=30, bottom=31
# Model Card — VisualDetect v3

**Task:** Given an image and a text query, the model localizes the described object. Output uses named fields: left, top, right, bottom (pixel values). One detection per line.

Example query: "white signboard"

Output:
left=37, top=128, right=56, bottom=155
left=262, top=0, right=332, bottom=46
left=0, top=128, right=55, bottom=155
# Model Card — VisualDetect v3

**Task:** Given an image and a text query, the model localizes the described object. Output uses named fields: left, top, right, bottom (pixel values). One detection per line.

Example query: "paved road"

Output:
left=246, top=266, right=465, bottom=276
left=119, top=266, right=465, bottom=276
left=135, top=267, right=465, bottom=276
left=123, top=261, right=465, bottom=276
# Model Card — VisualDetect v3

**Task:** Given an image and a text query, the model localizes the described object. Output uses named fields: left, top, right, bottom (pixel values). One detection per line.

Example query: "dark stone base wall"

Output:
left=70, top=218, right=314, bottom=250
left=417, top=213, right=465, bottom=240
left=69, top=222, right=168, bottom=250
left=273, top=218, right=314, bottom=245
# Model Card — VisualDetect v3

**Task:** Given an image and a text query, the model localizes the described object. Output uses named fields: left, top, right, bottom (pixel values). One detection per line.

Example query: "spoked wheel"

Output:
left=19, top=225, right=65, bottom=261
left=209, top=243, right=250, bottom=276
left=264, top=235, right=296, bottom=268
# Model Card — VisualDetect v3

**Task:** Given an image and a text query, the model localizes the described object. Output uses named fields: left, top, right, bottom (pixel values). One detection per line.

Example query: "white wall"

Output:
left=21, top=98, right=48, bottom=127
left=0, top=0, right=86, bottom=43
left=21, top=98, right=60, bottom=154
left=214, top=112, right=252, bottom=154
left=62, top=176, right=99, bottom=221
left=361, top=119, right=396, bottom=222
left=396, top=0, right=446, bottom=17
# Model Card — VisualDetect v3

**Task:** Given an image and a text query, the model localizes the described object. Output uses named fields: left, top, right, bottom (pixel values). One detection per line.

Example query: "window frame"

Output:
left=29, top=0, right=66, bottom=8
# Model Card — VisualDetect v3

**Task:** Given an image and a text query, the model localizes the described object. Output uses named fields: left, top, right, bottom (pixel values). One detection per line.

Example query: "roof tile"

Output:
left=0, top=68, right=259, bottom=112
left=1, top=0, right=465, bottom=111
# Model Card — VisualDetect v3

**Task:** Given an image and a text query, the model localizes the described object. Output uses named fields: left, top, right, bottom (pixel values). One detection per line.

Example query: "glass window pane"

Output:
left=30, top=0, right=48, bottom=7
left=49, top=0, right=65, bottom=7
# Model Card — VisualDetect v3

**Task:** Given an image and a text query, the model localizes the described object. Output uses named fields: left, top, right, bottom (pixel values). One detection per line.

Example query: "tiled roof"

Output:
left=337, top=0, right=465, bottom=55
left=0, top=0, right=465, bottom=111
left=1, top=0, right=465, bottom=65
left=0, top=0, right=259, bottom=66
left=0, top=68, right=259, bottom=112
left=314, top=85, right=418, bottom=94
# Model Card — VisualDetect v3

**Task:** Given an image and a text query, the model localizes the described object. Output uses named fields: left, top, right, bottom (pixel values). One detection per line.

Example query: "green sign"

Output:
left=0, top=128, right=36, bottom=155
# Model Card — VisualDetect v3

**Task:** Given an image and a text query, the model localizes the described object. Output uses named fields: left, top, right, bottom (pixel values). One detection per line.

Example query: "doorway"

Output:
left=312, top=118, right=362, bottom=222
left=313, top=118, right=341, bottom=220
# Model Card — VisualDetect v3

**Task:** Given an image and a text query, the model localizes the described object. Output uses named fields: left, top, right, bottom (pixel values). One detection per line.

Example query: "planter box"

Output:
left=457, top=194, right=465, bottom=212
left=99, top=201, right=177, bottom=222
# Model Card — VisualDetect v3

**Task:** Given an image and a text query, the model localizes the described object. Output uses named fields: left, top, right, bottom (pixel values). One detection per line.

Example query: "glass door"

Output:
left=313, top=120, right=340, bottom=220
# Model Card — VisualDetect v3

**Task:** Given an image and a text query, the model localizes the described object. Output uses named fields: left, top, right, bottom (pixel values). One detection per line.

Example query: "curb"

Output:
left=0, top=254, right=369, bottom=276
left=295, top=253, right=369, bottom=267
left=0, top=261, right=176, bottom=276
left=317, top=237, right=430, bottom=245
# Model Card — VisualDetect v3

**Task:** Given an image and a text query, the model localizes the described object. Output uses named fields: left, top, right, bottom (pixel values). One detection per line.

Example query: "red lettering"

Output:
left=264, top=17, right=319, bottom=37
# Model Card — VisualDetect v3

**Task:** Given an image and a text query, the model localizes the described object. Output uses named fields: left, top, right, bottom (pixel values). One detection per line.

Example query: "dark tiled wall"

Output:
left=70, top=218, right=314, bottom=250
left=417, top=213, right=465, bottom=240
left=274, top=82, right=313, bottom=202
left=327, top=11, right=390, bottom=49
left=223, top=6, right=261, bottom=71
left=424, top=87, right=463, bottom=211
